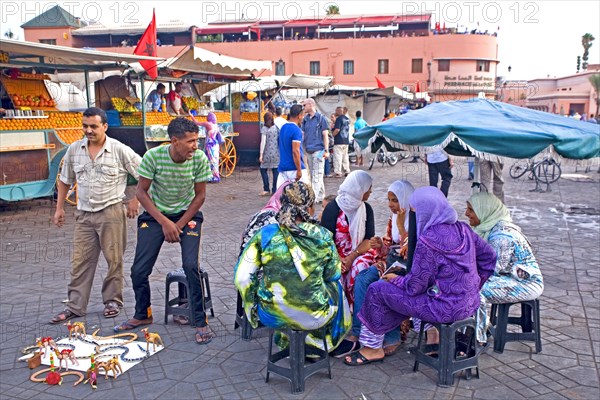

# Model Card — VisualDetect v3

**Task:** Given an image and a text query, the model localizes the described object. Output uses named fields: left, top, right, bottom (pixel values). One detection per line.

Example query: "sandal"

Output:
left=343, top=350, right=384, bottom=366
left=383, top=343, right=400, bottom=356
left=113, top=318, right=153, bottom=332
left=49, top=309, right=78, bottom=325
left=331, top=339, right=360, bottom=358
left=195, top=327, right=216, bottom=345
left=103, top=302, right=121, bottom=318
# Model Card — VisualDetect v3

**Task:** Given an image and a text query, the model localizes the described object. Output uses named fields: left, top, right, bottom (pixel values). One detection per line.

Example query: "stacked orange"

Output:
left=240, top=112, right=266, bottom=122
left=55, top=128, right=84, bottom=144
left=214, top=111, right=232, bottom=123
left=12, top=94, right=56, bottom=108
left=48, top=112, right=83, bottom=128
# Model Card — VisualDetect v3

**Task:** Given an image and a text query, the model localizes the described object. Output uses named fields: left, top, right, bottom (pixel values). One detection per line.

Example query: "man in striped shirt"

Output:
left=114, top=118, right=215, bottom=344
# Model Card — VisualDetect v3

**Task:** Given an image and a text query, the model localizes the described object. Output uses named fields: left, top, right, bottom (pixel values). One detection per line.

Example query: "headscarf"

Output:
left=275, top=181, right=318, bottom=235
left=207, top=112, right=217, bottom=124
left=262, top=181, right=290, bottom=213
left=388, top=180, right=415, bottom=242
left=335, top=170, right=373, bottom=249
left=468, top=192, right=512, bottom=240
left=409, top=186, right=458, bottom=236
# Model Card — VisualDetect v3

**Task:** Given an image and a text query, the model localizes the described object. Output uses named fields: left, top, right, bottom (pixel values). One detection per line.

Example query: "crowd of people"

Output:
left=50, top=104, right=544, bottom=369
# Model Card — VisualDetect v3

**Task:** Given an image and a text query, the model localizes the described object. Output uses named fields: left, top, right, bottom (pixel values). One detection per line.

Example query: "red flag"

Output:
left=134, top=10, right=158, bottom=79
left=415, top=81, right=421, bottom=92
left=375, top=76, right=386, bottom=89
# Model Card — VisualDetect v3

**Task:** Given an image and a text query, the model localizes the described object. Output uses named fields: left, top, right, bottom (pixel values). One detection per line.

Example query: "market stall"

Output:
left=102, top=46, right=271, bottom=177
left=0, top=38, right=163, bottom=202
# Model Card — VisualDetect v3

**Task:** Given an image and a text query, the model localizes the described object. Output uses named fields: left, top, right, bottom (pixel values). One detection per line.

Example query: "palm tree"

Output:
left=581, top=33, right=595, bottom=71
left=589, top=74, right=600, bottom=119
left=326, top=5, right=340, bottom=15
left=4, top=29, right=15, bottom=39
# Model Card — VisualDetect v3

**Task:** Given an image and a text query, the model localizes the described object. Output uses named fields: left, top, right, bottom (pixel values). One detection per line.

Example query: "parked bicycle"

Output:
left=509, top=156, right=562, bottom=192
left=368, top=146, right=400, bottom=169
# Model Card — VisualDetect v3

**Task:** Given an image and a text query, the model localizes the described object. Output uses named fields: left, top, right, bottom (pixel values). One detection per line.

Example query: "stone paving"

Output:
left=0, top=159, right=599, bottom=399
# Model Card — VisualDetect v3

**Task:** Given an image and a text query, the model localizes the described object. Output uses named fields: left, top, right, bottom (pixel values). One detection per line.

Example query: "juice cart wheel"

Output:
left=219, top=137, right=237, bottom=177
left=56, top=159, right=78, bottom=206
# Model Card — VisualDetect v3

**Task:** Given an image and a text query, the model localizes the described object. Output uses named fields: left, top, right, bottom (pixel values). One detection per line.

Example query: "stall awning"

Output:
left=208, top=74, right=333, bottom=99
left=0, top=38, right=164, bottom=71
left=283, top=19, right=321, bottom=27
left=164, top=46, right=271, bottom=77
left=196, top=23, right=253, bottom=35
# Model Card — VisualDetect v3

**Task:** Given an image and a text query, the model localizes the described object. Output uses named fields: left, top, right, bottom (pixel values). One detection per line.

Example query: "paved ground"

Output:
left=0, top=158, right=599, bottom=399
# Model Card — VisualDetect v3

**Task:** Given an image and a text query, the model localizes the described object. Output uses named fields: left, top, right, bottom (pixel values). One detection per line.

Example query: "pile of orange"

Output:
left=55, top=128, right=83, bottom=144
left=47, top=112, right=82, bottom=128
left=12, top=94, right=56, bottom=108
left=0, top=112, right=82, bottom=131
left=240, top=112, right=266, bottom=122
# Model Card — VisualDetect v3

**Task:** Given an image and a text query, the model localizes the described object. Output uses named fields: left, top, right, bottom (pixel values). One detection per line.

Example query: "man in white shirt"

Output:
left=426, top=149, right=453, bottom=197
left=274, top=107, right=287, bottom=130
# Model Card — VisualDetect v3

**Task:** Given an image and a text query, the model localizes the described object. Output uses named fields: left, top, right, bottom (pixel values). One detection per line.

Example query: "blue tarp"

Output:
left=354, top=98, right=600, bottom=160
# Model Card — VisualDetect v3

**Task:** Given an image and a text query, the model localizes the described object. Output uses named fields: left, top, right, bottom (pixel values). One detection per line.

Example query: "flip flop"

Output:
left=343, top=350, right=384, bottom=366
left=331, top=339, right=360, bottom=359
left=49, top=309, right=78, bottom=325
left=103, top=302, right=121, bottom=318
left=195, top=327, right=216, bottom=345
left=113, top=318, right=153, bottom=332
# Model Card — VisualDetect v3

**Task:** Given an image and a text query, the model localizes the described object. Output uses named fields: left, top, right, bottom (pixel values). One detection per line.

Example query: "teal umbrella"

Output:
left=355, top=98, right=600, bottom=160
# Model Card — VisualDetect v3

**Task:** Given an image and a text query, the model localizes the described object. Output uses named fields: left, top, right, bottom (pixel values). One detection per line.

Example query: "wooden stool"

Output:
left=413, top=318, right=480, bottom=387
left=490, top=299, right=542, bottom=354
left=265, top=328, right=331, bottom=394
left=164, top=268, right=214, bottom=327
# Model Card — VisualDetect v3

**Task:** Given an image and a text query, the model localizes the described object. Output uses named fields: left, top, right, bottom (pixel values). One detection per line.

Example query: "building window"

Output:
left=39, top=39, right=56, bottom=45
left=412, top=58, right=423, bottom=73
left=343, top=60, right=354, bottom=75
left=310, top=61, right=320, bottom=75
left=438, top=60, right=450, bottom=72
left=378, top=59, right=389, bottom=74
left=275, top=59, right=285, bottom=75
left=476, top=60, right=490, bottom=72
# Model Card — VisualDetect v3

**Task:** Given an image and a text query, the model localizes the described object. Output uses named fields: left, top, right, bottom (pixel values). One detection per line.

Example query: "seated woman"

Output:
left=341, top=180, right=414, bottom=356
left=465, top=192, right=544, bottom=345
left=345, top=187, right=497, bottom=365
left=235, top=182, right=350, bottom=351
left=320, top=171, right=377, bottom=308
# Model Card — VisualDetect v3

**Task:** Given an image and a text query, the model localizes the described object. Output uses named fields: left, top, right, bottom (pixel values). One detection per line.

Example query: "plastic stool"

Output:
left=265, top=328, right=331, bottom=393
left=490, top=299, right=541, bottom=354
left=164, top=268, right=214, bottom=328
left=413, top=318, right=480, bottom=387
left=234, top=291, right=263, bottom=341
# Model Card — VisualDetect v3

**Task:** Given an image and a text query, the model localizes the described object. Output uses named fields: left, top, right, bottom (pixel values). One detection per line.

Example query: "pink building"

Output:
left=526, top=67, right=600, bottom=117
left=21, top=5, right=84, bottom=47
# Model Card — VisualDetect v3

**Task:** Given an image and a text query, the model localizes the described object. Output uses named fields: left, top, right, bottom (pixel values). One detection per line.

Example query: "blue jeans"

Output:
left=324, top=157, right=331, bottom=176
left=352, top=266, right=400, bottom=345
left=260, top=168, right=277, bottom=193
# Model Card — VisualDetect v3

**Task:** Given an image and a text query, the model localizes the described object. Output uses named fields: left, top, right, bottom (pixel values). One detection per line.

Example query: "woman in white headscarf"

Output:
left=321, top=171, right=376, bottom=308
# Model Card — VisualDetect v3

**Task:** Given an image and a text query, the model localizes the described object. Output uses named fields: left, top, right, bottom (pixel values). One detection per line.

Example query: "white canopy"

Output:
left=207, top=74, right=333, bottom=100
left=164, top=46, right=272, bottom=77
left=0, top=38, right=164, bottom=70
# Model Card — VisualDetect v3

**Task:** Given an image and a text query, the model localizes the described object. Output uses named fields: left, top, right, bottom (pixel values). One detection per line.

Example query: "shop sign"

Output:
left=0, top=51, right=9, bottom=64
left=443, top=75, right=494, bottom=88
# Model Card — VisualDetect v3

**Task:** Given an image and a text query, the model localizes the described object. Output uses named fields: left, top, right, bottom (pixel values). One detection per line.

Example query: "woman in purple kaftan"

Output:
left=344, top=186, right=496, bottom=366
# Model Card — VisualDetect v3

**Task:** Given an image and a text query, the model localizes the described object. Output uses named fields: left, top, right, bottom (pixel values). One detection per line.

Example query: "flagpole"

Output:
left=141, top=76, right=146, bottom=129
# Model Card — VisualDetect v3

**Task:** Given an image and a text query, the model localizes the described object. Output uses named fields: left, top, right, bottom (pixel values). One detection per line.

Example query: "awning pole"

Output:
left=141, top=76, right=146, bottom=128
left=84, top=70, right=91, bottom=108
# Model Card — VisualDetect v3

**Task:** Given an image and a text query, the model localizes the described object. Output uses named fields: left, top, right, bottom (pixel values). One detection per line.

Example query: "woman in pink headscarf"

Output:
left=191, top=112, right=224, bottom=182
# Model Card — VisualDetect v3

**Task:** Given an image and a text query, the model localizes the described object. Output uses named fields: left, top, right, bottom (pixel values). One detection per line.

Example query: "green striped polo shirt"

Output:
left=138, top=145, right=212, bottom=214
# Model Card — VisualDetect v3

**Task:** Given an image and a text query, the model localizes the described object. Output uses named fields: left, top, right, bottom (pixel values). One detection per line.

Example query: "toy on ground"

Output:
left=52, top=347, right=79, bottom=371
left=65, top=321, right=86, bottom=341
left=36, top=337, right=57, bottom=355
left=140, top=328, right=164, bottom=352
left=27, top=352, right=42, bottom=369
left=83, top=354, right=98, bottom=389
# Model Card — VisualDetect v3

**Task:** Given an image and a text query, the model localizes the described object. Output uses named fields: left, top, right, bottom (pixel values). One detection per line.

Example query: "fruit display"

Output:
left=121, top=112, right=176, bottom=126
left=12, top=94, right=56, bottom=108
left=240, top=112, right=267, bottom=122
left=182, top=96, right=200, bottom=111
left=0, top=112, right=82, bottom=131
left=111, top=98, right=138, bottom=112
left=54, top=128, right=84, bottom=144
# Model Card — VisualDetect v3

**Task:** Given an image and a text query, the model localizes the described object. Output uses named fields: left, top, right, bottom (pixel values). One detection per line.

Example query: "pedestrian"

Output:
left=274, top=107, right=287, bottom=130
left=478, top=159, right=505, bottom=203
left=301, top=98, right=330, bottom=202
left=114, top=117, right=216, bottom=345
left=426, top=149, right=453, bottom=197
left=50, top=107, right=141, bottom=324
left=332, top=106, right=351, bottom=177
left=353, top=110, right=368, bottom=166
left=191, top=112, right=224, bottom=183
left=277, top=104, right=309, bottom=187
left=259, top=111, right=280, bottom=195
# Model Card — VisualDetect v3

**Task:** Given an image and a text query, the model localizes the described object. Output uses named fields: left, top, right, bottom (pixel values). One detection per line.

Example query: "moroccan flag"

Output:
left=375, top=76, right=386, bottom=89
left=134, top=10, right=158, bottom=79
left=415, top=81, right=421, bottom=92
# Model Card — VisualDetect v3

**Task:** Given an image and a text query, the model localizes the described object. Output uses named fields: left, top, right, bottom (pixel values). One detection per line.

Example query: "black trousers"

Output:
left=427, top=159, right=453, bottom=197
left=130, top=210, right=207, bottom=327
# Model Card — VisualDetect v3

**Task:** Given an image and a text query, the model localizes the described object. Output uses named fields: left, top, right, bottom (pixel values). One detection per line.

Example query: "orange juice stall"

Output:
left=0, top=39, right=163, bottom=202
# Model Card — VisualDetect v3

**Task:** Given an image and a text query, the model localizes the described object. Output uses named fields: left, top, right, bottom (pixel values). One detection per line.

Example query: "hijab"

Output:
left=468, top=192, right=512, bottom=240
left=388, top=180, right=415, bottom=242
left=409, top=186, right=458, bottom=236
left=276, top=181, right=318, bottom=236
left=335, top=170, right=373, bottom=249
left=207, top=112, right=217, bottom=124
left=262, top=182, right=290, bottom=213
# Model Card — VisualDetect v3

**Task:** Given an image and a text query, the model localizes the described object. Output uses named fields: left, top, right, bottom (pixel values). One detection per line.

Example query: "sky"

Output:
left=1, top=0, right=599, bottom=81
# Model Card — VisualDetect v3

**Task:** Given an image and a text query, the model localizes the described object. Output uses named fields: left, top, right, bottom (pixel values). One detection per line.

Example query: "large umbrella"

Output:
left=354, top=98, right=600, bottom=160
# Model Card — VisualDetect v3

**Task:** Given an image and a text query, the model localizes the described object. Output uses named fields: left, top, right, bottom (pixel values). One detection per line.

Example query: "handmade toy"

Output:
left=140, top=328, right=164, bottom=352
left=45, top=353, right=62, bottom=385
left=27, top=352, right=42, bottom=369
left=52, top=347, right=79, bottom=371
left=83, top=354, right=98, bottom=389
left=65, top=321, right=86, bottom=341
left=36, top=337, right=56, bottom=355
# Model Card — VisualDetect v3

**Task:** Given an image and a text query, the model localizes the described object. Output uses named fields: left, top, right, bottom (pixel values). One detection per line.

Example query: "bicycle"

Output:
left=509, top=156, right=562, bottom=192
left=368, top=146, right=400, bottom=169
